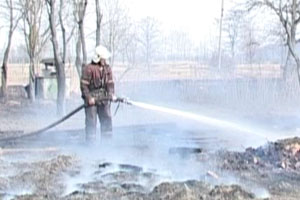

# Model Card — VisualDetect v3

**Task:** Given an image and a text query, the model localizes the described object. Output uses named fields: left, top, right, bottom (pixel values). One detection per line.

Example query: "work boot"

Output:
left=86, top=134, right=97, bottom=144
left=85, top=126, right=97, bottom=144
left=101, top=131, right=113, bottom=140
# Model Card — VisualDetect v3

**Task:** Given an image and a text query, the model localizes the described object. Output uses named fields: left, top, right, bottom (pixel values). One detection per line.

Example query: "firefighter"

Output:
left=80, top=45, right=116, bottom=141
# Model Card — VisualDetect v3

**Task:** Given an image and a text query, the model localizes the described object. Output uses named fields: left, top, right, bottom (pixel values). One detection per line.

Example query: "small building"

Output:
left=36, top=58, right=71, bottom=99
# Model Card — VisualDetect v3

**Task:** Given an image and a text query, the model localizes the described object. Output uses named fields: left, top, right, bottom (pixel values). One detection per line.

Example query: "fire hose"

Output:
left=0, top=97, right=132, bottom=142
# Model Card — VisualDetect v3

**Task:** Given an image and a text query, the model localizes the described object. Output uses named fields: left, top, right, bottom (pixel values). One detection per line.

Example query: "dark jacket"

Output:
left=80, top=62, right=114, bottom=101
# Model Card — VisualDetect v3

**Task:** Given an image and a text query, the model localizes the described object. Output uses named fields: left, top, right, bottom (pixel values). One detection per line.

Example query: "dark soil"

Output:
left=1, top=98, right=300, bottom=200
left=216, top=137, right=300, bottom=200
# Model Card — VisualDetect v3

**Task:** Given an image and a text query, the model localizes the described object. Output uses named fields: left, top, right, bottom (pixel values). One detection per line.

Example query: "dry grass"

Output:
left=0, top=62, right=283, bottom=95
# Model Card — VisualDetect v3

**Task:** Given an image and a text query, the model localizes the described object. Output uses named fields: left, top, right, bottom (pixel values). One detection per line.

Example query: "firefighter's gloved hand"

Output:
left=122, top=97, right=130, bottom=104
left=88, top=97, right=95, bottom=106
left=111, top=95, right=118, bottom=102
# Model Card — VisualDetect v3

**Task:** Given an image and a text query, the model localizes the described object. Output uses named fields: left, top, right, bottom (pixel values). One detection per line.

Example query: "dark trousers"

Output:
left=85, top=103, right=112, bottom=141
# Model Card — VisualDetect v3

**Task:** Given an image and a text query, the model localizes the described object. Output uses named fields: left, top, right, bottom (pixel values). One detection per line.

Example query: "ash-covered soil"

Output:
left=1, top=99, right=300, bottom=200
left=215, top=137, right=300, bottom=200
left=2, top=135, right=300, bottom=199
left=0, top=151, right=259, bottom=200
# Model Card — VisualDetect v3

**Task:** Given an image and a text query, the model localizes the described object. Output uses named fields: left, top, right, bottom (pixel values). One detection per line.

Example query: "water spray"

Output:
left=113, top=97, right=271, bottom=141
left=128, top=101, right=271, bottom=141
left=0, top=96, right=271, bottom=142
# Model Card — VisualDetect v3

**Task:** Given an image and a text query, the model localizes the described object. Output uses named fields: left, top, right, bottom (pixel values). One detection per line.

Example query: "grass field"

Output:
left=0, top=62, right=283, bottom=97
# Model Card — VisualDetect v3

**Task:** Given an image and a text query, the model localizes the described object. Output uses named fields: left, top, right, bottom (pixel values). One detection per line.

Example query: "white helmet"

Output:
left=92, top=45, right=111, bottom=63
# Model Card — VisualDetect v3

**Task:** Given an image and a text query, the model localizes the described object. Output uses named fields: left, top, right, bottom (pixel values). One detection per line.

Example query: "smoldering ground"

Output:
left=1, top=78, right=300, bottom=199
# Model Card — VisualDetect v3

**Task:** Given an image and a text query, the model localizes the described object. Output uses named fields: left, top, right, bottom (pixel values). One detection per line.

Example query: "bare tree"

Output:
left=241, top=18, right=260, bottom=64
left=101, top=0, right=129, bottom=66
left=267, top=19, right=291, bottom=79
left=166, top=30, right=193, bottom=61
left=59, top=0, right=66, bottom=63
left=73, top=0, right=87, bottom=75
left=115, top=23, right=139, bottom=81
left=19, top=0, right=49, bottom=101
left=1, top=0, right=22, bottom=99
left=95, top=0, right=102, bottom=46
left=122, top=24, right=139, bottom=67
left=58, top=0, right=76, bottom=63
left=224, top=10, right=244, bottom=60
left=75, top=33, right=82, bottom=76
left=137, top=17, right=160, bottom=71
left=45, top=0, right=66, bottom=115
left=218, top=0, right=225, bottom=69
left=123, top=38, right=138, bottom=67
left=246, top=0, right=300, bottom=84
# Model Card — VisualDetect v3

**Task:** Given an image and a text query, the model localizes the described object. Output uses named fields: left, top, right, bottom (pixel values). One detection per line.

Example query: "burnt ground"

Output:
left=214, top=137, right=300, bottom=200
left=1, top=98, right=300, bottom=200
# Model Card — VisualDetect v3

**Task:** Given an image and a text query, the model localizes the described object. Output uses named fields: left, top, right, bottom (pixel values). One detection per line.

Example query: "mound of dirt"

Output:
left=0, top=155, right=77, bottom=198
left=209, top=185, right=255, bottom=200
left=62, top=180, right=257, bottom=200
left=219, top=137, right=300, bottom=171
left=150, top=181, right=256, bottom=200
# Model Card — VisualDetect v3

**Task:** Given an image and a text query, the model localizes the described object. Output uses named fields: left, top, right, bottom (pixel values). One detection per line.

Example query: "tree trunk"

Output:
left=78, top=0, right=88, bottom=66
left=288, top=44, right=300, bottom=85
left=1, top=32, right=14, bottom=99
left=289, top=43, right=300, bottom=85
left=1, top=63, right=7, bottom=99
left=79, top=21, right=87, bottom=65
left=1, top=39, right=12, bottom=99
left=286, top=35, right=300, bottom=86
left=56, top=66, right=66, bottom=116
left=282, top=50, right=290, bottom=81
left=59, top=0, right=66, bottom=63
left=47, top=0, right=66, bottom=115
left=75, top=34, right=82, bottom=76
left=1, top=0, right=15, bottom=99
left=28, top=60, right=35, bottom=102
left=287, top=0, right=300, bottom=86
left=95, top=0, right=102, bottom=46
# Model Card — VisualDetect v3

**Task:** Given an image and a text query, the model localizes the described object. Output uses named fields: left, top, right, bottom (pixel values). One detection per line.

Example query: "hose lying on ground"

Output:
left=0, top=103, right=85, bottom=143
left=0, top=97, right=131, bottom=143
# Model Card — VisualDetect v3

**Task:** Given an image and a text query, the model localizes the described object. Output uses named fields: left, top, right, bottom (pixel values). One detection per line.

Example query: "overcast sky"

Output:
left=0, top=0, right=237, bottom=59
left=126, top=0, right=235, bottom=41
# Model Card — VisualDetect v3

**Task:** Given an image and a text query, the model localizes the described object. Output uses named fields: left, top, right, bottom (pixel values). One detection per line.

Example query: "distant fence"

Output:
left=2, top=63, right=29, bottom=86
left=113, top=63, right=283, bottom=81
left=0, top=62, right=284, bottom=100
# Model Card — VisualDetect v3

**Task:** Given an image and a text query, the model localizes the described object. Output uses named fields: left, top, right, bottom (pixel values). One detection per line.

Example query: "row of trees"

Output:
left=0, top=0, right=162, bottom=115
left=1, top=0, right=300, bottom=114
left=245, top=0, right=300, bottom=83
